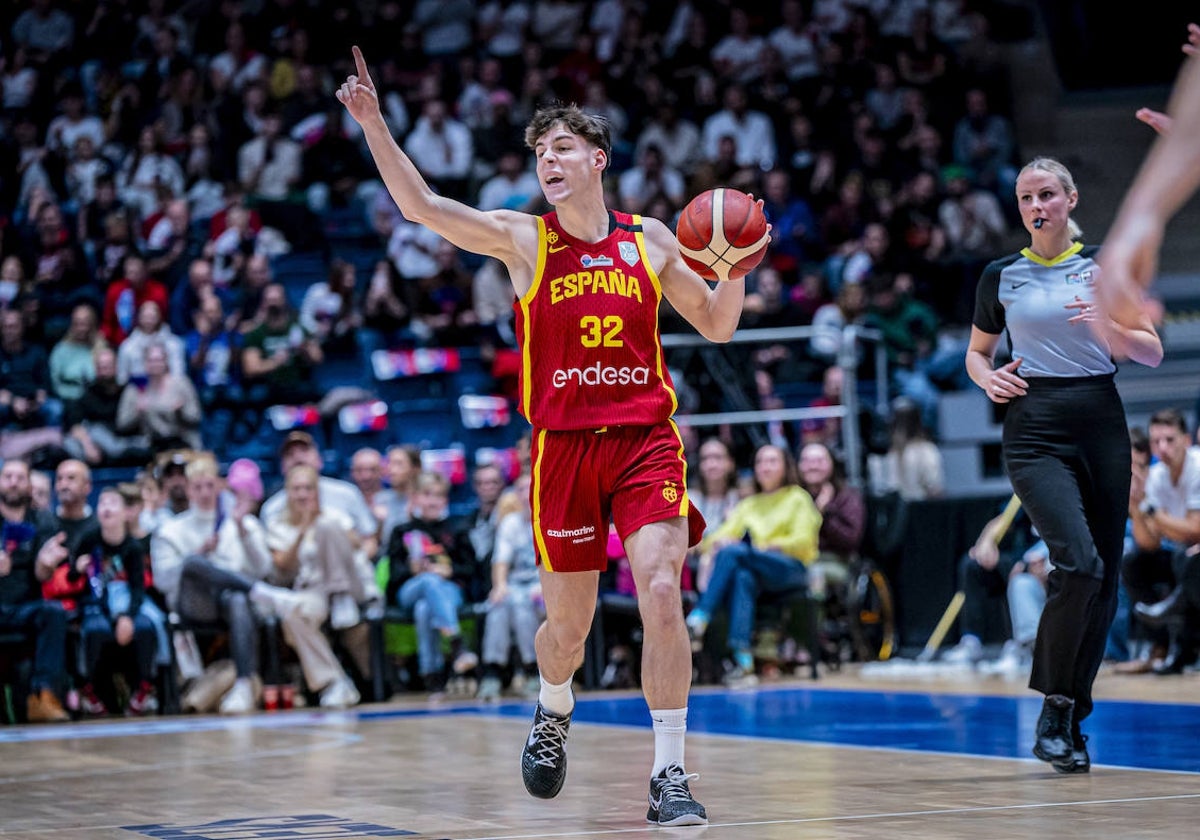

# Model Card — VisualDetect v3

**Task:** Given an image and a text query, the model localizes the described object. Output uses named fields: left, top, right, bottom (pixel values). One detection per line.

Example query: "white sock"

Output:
left=538, top=675, right=575, bottom=716
left=650, top=707, right=688, bottom=775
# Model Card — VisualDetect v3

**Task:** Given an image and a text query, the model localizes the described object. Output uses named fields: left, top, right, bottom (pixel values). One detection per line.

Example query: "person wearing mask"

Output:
left=967, top=157, right=1162, bottom=773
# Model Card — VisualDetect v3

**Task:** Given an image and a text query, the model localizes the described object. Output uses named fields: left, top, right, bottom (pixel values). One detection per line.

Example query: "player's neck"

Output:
left=553, top=193, right=610, bottom=243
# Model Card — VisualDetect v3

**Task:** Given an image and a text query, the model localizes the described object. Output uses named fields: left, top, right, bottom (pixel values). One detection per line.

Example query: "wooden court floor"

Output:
left=1, top=668, right=1198, bottom=840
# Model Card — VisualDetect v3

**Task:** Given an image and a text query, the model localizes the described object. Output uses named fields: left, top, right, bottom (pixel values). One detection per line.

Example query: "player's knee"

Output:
left=638, top=576, right=683, bottom=623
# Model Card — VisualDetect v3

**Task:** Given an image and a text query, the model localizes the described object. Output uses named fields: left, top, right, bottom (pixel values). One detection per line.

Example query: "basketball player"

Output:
left=1098, top=26, right=1200, bottom=329
left=968, top=157, right=1161, bottom=773
left=339, top=47, right=758, bottom=826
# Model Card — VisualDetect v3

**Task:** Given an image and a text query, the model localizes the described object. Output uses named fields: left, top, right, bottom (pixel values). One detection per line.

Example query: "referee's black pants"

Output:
left=1002, top=374, right=1130, bottom=724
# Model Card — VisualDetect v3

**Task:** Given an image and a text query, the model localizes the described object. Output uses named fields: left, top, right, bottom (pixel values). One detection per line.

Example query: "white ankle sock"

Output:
left=538, top=676, right=574, bottom=716
left=650, top=707, right=687, bottom=775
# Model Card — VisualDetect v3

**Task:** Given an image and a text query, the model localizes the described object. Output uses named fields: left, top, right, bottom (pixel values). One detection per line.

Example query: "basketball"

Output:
left=675, top=188, right=770, bottom=282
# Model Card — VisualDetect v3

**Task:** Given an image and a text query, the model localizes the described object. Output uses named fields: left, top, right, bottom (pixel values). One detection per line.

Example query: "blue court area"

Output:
left=467, top=687, right=1200, bottom=775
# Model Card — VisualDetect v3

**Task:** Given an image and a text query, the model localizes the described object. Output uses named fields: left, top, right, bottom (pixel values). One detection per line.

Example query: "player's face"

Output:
left=534, top=125, right=602, bottom=205
left=1015, top=170, right=1076, bottom=237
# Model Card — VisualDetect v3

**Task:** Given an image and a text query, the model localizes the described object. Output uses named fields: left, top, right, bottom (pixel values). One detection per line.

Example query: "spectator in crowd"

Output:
left=617, top=144, right=685, bottom=215
left=170, top=258, right=217, bottom=338
left=386, top=470, right=481, bottom=693
left=688, top=438, right=743, bottom=543
left=476, top=149, right=542, bottom=212
left=117, top=124, right=186, bottom=219
left=761, top=168, right=821, bottom=272
left=379, top=444, right=420, bottom=542
left=48, top=304, right=100, bottom=402
left=115, top=342, right=203, bottom=451
left=263, top=463, right=374, bottom=708
left=635, top=97, right=701, bottom=178
left=404, top=99, right=474, bottom=202
left=952, top=87, right=1017, bottom=202
left=299, top=258, right=362, bottom=359
left=809, top=281, right=868, bottom=367
left=152, top=455, right=299, bottom=714
left=145, top=198, right=200, bottom=290
left=100, top=253, right=169, bottom=348
left=797, top=442, right=865, bottom=597
left=116, top=301, right=186, bottom=385
left=29, top=470, right=52, bottom=512
left=0, top=307, right=59, bottom=429
left=185, top=291, right=242, bottom=415
left=0, top=458, right=70, bottom=722
left=240, top=282, right=324, bottom=408
left=11, top=0, right=76, bottom=66
left=686, top=444, right=822, bottom=687
left=701, top=85, right=776, bottom=172
left=51, top=458, right=95, bottom=549
left=478, top=474, right=540, bottom=701
left=1126, top=408, right=1200, bottom=675
left=62, top=346, right=148, bottom=466
left=238, top=109, right=302, bottom=207
left=261, top=431, right=381, bottom=559
left=466, top=463, right=507, bottom=572
left=348, top=447, right=387, bottom=532
left=70, top=488, right=159, bottom=717
left=868, top=398, right=945, bottom=501
left=472, top=258, right=516, bottom=347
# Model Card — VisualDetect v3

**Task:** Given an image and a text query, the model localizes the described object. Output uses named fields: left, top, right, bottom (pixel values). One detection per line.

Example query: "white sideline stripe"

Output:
left=459, top=793, right=1200, bottom=840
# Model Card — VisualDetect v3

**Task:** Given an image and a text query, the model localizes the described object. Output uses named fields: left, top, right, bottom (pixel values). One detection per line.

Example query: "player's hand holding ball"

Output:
left=676, top=188, right=770, bottom=282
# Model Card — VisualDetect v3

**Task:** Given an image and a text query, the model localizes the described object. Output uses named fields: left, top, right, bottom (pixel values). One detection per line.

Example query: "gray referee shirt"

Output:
left=973, top=243, right=1115, bottom=378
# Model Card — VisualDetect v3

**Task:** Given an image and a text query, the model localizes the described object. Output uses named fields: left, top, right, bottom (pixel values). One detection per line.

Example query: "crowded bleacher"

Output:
left=15, top=0, right=1175, bottom=720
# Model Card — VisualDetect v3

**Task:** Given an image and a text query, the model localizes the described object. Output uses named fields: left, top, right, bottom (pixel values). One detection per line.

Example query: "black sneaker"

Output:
left=1032, top=694, right=1074, bottom=763
left=646, top=763, right=708, bottom=826
left=1053, top=734, right=1090, bottom=774
left=521, top=703, right=572, bottom=799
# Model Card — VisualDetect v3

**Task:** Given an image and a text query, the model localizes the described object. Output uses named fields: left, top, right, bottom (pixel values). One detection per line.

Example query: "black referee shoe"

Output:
left=1052, top=734, right=1090, bottom=774
left=521, top=703, right=572, bottom=799
left=1033, top=694, right=1074, bottom=764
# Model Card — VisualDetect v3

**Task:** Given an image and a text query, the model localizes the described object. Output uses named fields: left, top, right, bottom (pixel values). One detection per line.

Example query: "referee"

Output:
left=966, top=157, right=1163, bottom=773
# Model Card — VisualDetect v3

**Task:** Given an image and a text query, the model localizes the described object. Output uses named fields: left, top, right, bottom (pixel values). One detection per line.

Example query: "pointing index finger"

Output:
left=352, top=46, right=371, bottom=84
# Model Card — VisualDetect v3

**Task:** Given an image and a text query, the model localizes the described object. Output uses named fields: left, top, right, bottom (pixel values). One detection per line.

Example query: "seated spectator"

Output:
left=151, top=455, right=299, bottom=714
left=240, top=283, right=323, bottom=408
left=64, top=136, right=112, bottom=206
left=809, top=282, right=868, bottom=367
left=867, top=398, right=945, bottom=501
left=685, top=444, right=822, bottom=686
left=170, top=258, right=217, bottom=337
left=62, top=346, right=149, bottom=466
left=1125, top=408, right=1200, bottom=675
left=48, top=304, right=100, bottom=402
left=472, top=258, right=516, bottom=348
left=379, top=444, right=420, bottom=542
left=29, top=469, right=52, bottom=512
left=689, top=437, right=743, bottom=539
left=117, top=125, right=186, bottom=219
left=115, top=342, right=202, bottom=451
left=0, top=458, right=70, bottom=722
left=761, top=169, right=821, bottom=272
left=11, top=0, right=76, bottom=66
left=617, top=144, right=685, bottom=215
left=798, top=442, right=865, bottom=596
left=299, top=259, right=362, bottom=359
left=799, top=365, right=846, bottom=454
left=404, top=99, right=473, bottom=201
left=262, top=431, right=381, bottom=559
left=300, top=108, right=374, bottom=213
left=361, top=259, right=415, bottom=354
left=477, top=474, right=540, bottom=701
left=0, top=308, right=60, bottom=429
left=116, top=301, right=186, bottom=385
left=144, top=198, right=200, bottom=290
left=50, top=458, right=96, bottom=549
left=701, top=85, right=776, bottom=172
left=69, top=489, right=159, bottom=717
left=264, top=464, right=376, bottom=708
left=100, top=253, right=169, bottom=348
left=348, top=447, right=387, bottom=536
left=184, top=291, right=243, bottom=411
left=634, top=98, right=702, bottom=177
left=951, top=87, right=1017, bottom=202
left=386, top=470, right=482, bottom=693
left=411, top=242, right=478, bottom=347
left=476, top=150, right=542, bottom=213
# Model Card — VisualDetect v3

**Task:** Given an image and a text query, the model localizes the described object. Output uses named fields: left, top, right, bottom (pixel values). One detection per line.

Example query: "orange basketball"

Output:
left=675, top=188, right=770, bottom=282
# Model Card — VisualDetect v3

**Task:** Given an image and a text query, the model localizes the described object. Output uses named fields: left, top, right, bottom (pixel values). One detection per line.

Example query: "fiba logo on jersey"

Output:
left=662, top=481, right=679, bottom=503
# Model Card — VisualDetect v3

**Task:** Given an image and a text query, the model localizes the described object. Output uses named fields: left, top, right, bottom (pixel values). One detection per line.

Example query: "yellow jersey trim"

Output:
left=669, top=419, right=690, bottom=518
left=530, top=428, right=554, bottom=572
left=633, top=215, right=680, bottom=416
left=1020, top=241, right=1084, bottom=267
left=518, top=217, right=549, bottom=418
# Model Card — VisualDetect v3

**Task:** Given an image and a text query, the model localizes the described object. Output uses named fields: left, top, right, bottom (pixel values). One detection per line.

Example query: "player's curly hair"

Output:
left=524, top=103, right=612, bottom=166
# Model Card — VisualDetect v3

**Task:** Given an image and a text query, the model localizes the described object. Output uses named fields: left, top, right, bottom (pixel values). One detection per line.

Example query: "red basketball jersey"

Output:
left=514, top=210, right=679, bottom=430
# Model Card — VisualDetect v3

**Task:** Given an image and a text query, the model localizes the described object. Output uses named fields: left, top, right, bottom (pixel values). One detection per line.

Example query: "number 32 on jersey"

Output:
left=579, top=315, right=624, bottom=348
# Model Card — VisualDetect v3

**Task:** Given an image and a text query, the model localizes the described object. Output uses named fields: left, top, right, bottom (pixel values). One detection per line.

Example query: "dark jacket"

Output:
left=386, top=514, right=482, bottom=603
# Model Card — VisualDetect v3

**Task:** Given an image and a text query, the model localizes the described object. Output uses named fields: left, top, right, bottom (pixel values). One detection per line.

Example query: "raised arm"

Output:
left=337, top=47, right=538, bottom=283
left=641, top=216, right=747, bottom=343
left=1099, top=45, right=1200, bottom=327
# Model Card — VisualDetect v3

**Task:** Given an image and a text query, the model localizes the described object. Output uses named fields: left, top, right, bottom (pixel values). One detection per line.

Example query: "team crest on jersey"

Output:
left=618, top=240, right=639, bottom=267
left=581, top=254, right=614, bottom=268
left=662, top=480, right=679, bottom=503
left=1065, top=270, right=1093, bottom=285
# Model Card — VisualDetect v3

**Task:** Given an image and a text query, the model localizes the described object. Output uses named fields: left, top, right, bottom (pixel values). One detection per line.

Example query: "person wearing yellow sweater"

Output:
left=685, top=444, right=822, bottom=685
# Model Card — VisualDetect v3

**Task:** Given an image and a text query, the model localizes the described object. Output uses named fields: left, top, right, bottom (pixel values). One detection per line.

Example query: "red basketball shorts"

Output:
left=529, top=420, right=707, bottom=573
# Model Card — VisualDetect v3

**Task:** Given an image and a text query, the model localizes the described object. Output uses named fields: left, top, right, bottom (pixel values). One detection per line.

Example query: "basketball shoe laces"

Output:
left=656, top=764, right=700, bottom=804
left=529, top=715, right=570, bottom=766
